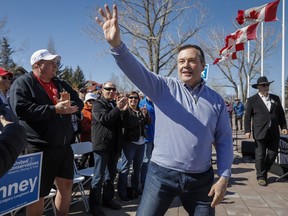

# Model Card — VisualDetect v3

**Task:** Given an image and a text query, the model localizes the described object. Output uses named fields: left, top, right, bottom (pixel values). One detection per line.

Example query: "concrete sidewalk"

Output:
left=16, top=131, right=288, bottom=216
left=63, top=131, right=288, bottom=216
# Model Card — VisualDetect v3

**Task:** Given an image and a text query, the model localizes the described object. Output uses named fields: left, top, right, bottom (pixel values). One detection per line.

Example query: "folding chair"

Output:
left=71, top=142, right=94, bottom=187
left=70, top=142, right=95, bottom=212
left=43, top=188, right=57, bottom=215
left=70, top=173, right=89, bottom=212
left=10, top=188, right=57, bottom=216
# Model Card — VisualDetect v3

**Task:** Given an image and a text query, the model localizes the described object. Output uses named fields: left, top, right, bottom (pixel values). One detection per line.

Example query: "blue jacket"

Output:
left=139, top=96, right=155, bottom=143
left=233, top=101, right=245, bottom=117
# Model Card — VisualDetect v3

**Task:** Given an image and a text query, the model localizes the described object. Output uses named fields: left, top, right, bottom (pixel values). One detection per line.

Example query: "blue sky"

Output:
left=1, top=0, right=287, bottom=97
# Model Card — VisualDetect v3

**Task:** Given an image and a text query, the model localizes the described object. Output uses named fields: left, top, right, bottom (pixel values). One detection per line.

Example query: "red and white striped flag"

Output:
left=220, top=43, right=245, bottom=56
left=224, top=23, right=259, bottom=48
left=213, top=52, right=237, bottom=65
left=236, top=0, right=280, bottom=25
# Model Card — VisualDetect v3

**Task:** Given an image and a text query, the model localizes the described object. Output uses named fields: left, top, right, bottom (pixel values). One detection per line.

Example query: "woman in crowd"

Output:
left=79, top=92, right=98, bottom=169
left=117, top=91, right=150, bottom=202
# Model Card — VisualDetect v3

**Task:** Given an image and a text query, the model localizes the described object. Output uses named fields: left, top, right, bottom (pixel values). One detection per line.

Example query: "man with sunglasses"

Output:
left=244, top=76, right=287, bottom=186
left=89, top=81, right=128, bottom=216
left=95, top=5, right=233, bottom=216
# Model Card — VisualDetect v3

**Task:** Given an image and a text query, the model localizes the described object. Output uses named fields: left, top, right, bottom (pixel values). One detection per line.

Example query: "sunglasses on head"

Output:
left=103, top=87, right=116, bottom=91
left=128, top=96, right=139, bottom=99
left=1, top=76, right=12, bottom=80
left=259, top=84, right=270, bottom=87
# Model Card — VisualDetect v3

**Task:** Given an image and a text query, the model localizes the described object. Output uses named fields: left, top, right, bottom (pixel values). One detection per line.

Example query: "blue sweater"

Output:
left=111, top=43, right=233, bottom=178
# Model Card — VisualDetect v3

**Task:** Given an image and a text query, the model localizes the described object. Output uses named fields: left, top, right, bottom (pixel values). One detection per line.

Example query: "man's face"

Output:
left=177, top=48, right=205, bottom=87
left=102, top=83, right=117, bottom=101
left=37, top=59, right=59, bottom=79
left=257, top=83, right=270, bottom=94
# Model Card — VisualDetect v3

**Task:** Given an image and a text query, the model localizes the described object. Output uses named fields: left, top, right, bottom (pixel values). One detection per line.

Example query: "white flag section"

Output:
left=220, top=43, right=245, bottom=56
left=213, top=52, right=237, bottom=65
left=224, top=23, right=259, bottom=48
left=236, top=0, right=280, bottom=25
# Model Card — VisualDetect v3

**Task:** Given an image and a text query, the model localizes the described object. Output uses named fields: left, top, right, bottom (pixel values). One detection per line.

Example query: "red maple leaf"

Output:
left=249, top=10, right=260, bottom=19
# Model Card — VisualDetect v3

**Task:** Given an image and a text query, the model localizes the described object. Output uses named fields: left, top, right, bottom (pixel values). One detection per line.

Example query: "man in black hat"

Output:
left=244, top=76, right=287, bottom=186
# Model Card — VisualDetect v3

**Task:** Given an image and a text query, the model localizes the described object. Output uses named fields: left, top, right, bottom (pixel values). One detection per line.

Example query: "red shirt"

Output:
left=34, top=73, right=58, bottom=104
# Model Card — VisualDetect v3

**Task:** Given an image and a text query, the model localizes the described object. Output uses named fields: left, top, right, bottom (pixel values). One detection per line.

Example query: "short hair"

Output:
left=127, top=91, right=140, bottom=98
left=178, top=44, right=206, bottom=64
left=102, top=81, right=116, bottom=88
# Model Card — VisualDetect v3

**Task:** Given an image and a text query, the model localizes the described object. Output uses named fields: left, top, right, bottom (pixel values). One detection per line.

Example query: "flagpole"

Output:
left=247, top=41, right=250, bottom=98
left=281, top=0, right=286, bottom=110
left=261, top=22, right=264, bottom=76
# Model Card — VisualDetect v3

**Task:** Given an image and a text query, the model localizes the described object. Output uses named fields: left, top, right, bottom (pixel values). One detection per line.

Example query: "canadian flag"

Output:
left=224, top=23, right=259, bottom=48
left=220, top=43, right=245, bottom=56
left=213, top=52, right=237, bottom=65
left=236, top=0, right=280, bottom=25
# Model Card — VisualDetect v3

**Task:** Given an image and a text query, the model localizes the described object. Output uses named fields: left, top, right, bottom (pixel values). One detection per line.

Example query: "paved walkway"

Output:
left=64, top=131, right=288, bottom=216
left=14, top=131, right=288, bottom=216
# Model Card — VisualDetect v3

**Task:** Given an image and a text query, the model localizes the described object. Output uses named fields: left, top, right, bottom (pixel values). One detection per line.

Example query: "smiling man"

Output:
left=95, top=4, right=233, bottom=216
left=89, top=81, right=128, bottom=216
left=9, top=49, right=83, bottom=216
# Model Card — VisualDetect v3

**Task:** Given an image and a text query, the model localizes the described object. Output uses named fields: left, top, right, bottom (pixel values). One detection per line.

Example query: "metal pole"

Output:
left=281, top=0, right=286, bottom=110
left=261, top=22, right=264, bottom=76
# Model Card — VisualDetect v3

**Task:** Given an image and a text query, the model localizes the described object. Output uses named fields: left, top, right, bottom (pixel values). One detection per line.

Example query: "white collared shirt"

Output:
left=259, top=93, right=271, bottom=127
left=259, top=93, right=271, bottom=112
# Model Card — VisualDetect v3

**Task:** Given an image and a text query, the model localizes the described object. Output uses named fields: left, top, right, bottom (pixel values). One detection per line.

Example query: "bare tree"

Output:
left=199, top=24, right=281, bottom=102
left=87, top=0, right=207, bottom=76
left=47, top=37, right=57, bottom=55
left=109, top=72, right=138, bottom=93
left=0, top=17, right=7, bottom=35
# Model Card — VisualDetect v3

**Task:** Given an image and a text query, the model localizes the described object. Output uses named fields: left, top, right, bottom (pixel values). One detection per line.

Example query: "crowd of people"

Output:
left=0, top=3, right=287, bottom=216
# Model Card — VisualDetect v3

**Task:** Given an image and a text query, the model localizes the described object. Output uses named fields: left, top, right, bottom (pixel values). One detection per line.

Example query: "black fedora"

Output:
left=252, top=76, right=274, bottom=89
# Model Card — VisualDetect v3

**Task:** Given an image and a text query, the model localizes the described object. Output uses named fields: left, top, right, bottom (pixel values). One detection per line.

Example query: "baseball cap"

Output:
left=84, top=93, right=98, bottom=103
left=0, top=67, right=13, bottom=77
left=30, top=49, right=61, bottom=65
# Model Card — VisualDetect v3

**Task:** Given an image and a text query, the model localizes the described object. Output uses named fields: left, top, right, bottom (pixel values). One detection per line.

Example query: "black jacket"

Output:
left=91, top=97, right=122, bottom=153
left=244, top=93, right=287, bottom=140
left=9, top=72, right=84, bottom=147
left=0, top=123, right=27, bottom=178
left=122, top=107, right=150, bottom=142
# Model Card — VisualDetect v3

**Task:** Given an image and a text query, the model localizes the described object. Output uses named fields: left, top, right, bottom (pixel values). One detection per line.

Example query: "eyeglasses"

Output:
left=1, top=76, right=12, bottom=81
left=128, top=96, right=139, bottom=100
left=259, top=84, right=270, bottom=87
left=103, top=87, right=116, bottom=91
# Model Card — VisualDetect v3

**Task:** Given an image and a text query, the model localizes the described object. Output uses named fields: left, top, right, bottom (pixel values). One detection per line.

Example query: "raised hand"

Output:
left=140, top=106, right=148, bottom=116
left=53, top=95, right=78, bottom=115
left=95, top=4, right=122, bottom=48
left=116, top=96, right=128, bottom=111
left=59, top=91, right=70, bottom=102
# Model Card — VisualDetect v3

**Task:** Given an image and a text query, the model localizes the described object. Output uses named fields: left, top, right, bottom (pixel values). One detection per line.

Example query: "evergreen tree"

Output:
left=59, top=66, right=73, bottom=86
left=0, top=37, right=15, bottom=70
left=72, top=66, right=86, bottom=90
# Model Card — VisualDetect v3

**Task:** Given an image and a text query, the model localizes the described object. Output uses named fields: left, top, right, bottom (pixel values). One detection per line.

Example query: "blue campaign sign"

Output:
left=201, top=64, right=209, bottom=80
left=0, top=152, right=42, bottom=215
